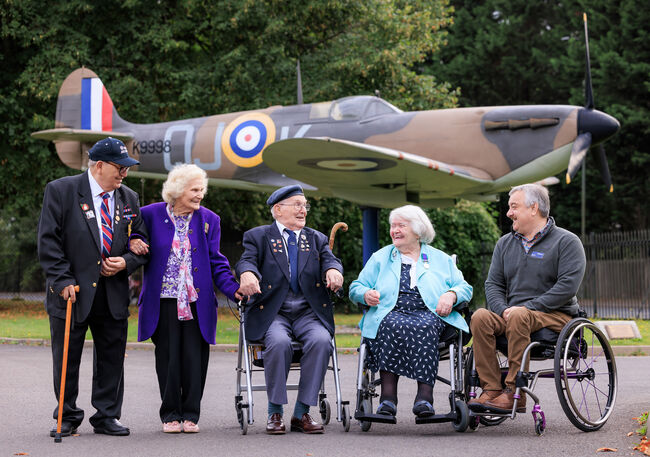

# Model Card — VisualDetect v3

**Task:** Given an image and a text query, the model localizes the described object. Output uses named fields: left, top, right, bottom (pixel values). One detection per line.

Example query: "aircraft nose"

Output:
left=577, top=108, right=620, bottom=144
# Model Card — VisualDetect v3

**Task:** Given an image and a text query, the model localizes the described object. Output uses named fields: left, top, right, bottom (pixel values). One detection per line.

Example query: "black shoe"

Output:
left=49, top=421, right=78, bottom=437
left=93, top=418, right=130, bottom=436
left=376, top=400, right=397, bottom=416
left=412, top=400, right=435, bottom=417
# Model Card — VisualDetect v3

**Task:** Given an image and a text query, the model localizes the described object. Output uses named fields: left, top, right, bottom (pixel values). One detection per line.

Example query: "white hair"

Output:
left=509, top=184, right=550, bottom=217
left=162, top=164, right=208, bottom=204
left=389, top=205, right=435, bottom=244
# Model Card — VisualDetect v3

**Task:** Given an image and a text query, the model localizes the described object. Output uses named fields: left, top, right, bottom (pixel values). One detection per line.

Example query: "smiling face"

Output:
left=507, top=190, right=541, bottom=238
left=390, top=216, right=419, bottom=252
left=274, top=195, right=308, bottom=231
left=174, top=177, right=205, bottom=215
left=93, top=161, right=127, bottom=192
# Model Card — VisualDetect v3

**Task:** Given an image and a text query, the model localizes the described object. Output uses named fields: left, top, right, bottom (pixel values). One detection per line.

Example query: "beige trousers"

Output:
left=470, top=307, right=571, bottom=390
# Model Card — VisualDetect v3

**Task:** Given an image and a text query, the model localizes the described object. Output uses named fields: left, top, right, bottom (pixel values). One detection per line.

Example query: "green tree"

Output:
left=427, top=0, right=649, bottom=233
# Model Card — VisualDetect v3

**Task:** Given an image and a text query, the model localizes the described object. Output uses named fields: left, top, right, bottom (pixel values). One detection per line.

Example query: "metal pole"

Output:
left=361, top=207, right=379, bottom=265
left=581, top=161, right=586, bottom=240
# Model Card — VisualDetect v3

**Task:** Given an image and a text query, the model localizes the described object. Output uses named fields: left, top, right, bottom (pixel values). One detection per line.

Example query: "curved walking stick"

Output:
left=54, top=285, right=79, bottom=443
left=329, top=222, right=348, bottom=251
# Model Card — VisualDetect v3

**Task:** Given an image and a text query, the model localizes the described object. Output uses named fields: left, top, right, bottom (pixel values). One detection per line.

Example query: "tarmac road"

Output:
left=1, top=344, right=647, bottom=457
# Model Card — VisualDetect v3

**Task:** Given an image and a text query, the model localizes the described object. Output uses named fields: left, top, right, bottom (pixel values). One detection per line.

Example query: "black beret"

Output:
left=266, top=185, right=304, bottom=206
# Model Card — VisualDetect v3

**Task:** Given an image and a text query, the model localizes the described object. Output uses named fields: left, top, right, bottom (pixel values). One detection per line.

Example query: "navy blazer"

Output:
left=37, top=171, right=149, bottom=322
left=235, top=223, right=343, bottom=341
left=137, top=202, right=240, bottom=344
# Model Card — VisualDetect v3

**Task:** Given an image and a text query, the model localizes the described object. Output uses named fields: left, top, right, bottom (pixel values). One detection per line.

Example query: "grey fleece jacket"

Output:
left=485, top=217, right=586, bottom=317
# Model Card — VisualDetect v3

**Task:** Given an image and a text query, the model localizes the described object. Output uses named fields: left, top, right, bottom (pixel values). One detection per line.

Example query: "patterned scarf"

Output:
left=166, top=204, right=198, bottom=320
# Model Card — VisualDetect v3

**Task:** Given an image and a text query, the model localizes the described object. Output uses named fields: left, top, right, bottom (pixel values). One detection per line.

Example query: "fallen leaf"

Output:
left=629, top=432, right=635, bottom=436
left=633, top=436, right=650, bottom=456
left=14, top=453, right=29, bottom=456
left=596, top=448, right=617, bottom=452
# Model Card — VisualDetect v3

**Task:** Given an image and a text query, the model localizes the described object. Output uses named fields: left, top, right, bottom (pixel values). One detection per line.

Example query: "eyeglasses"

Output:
left=277, top=202, right=311, bottom=212
left=104, top=162, right=130, bottom=175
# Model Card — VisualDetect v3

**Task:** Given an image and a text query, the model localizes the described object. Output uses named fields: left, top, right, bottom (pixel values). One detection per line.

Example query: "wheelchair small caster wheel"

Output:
left=359, top=399, right=373, bottom=432
left=535, top=418, right=545, bottom=436
left=342, top=404, right=351, bottom=432
left=452, top=400, right=470, bottom=432
left=468, top=414, right=480, bottom=431
left=320, top=398, right=331, bottom=425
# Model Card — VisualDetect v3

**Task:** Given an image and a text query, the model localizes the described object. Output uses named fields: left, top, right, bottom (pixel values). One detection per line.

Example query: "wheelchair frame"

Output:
left=467, top=315, right=618, bottom=435
left=353, top=303, right=473, bottom=433
left=234, top=301, right=350, bottom=434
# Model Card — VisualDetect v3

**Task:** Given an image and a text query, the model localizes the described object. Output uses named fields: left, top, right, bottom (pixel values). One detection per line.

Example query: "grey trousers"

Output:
left=263, top=310, right=332, bottom=405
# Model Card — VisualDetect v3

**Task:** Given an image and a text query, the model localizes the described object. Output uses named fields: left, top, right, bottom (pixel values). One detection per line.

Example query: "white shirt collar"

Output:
left=275, top=220, right=300, bottom=238
left=88, top=170, right=114, bottom=199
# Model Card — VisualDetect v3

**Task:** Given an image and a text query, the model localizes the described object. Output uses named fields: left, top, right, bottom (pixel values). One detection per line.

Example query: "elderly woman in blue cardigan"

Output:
left=349, top=205, right=472, bottom=417
left=131, top=164, right=242, bottom=434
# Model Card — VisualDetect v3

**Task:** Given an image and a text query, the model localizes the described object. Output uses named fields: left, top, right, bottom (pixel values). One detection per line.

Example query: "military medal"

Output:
left=422, top=253, right=430, bottom=269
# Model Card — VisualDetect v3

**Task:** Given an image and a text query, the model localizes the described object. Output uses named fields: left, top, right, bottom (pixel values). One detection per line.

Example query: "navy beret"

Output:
left=267, top=185, right=304, bottom=206
left=88, top=137, right=139, bottom=167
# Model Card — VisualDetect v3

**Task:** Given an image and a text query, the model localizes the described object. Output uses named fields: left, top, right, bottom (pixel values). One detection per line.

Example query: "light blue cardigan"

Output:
left=349, top=244, right=473, bottom=339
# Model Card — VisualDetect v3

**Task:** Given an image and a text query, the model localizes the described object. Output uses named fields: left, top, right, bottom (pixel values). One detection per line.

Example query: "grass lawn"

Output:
left=2, top=299, right=648, bottom=350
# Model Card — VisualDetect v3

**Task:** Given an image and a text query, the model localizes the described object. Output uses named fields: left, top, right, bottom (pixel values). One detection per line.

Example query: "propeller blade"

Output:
left=583, top=13, right=595, bottom=110
left=566, top=132, right=592, bottom=184
left=594, top=144, right=613, bottom=192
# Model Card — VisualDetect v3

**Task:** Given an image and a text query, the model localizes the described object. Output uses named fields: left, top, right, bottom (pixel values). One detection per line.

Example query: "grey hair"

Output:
left=509, top=184, right=550, bottom=217
left=389, top=205, right=435, bottom=244
left=162, top=164, right=208, bottom=205
left=88, top=159, right=97, bottom=168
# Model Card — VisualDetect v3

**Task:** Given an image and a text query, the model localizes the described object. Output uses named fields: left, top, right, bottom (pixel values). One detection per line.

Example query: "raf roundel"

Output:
left=222, top=113, right=276, bottom=168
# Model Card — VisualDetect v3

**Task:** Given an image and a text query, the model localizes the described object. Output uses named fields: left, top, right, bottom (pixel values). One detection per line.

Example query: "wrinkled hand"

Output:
left=364, top=289, right=380, bottom=307
left=60, top=284, right=77, bottom=303
left=502, top=306, right=521, bottom=322
left=325, top=269, right=343, bottom=292
left=239, top=271, right=261, bottom=297
left=129, top=238, right=149, bottom=255
left=436, top=291, right=456, bottom=317
left=101, top=256, right=127, bottom=277
left=234, top=288, right=245, bottom=301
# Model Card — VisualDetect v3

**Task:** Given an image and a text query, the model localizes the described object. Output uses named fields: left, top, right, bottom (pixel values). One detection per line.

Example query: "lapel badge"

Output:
left=205, top=222, right=209, bottom=234
left=85, top=210, right=95, bottom=220
left=115, top=215, right=120, bottom=222
left=81, top=203, right=90, bottom=211
left=273, top=248, right=277, bottom=252
left=301, top=234, right=306, bottom=240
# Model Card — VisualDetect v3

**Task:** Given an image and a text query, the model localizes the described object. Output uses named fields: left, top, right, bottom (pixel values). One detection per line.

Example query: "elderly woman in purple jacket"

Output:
left=131, top=164, right=242, bottom=434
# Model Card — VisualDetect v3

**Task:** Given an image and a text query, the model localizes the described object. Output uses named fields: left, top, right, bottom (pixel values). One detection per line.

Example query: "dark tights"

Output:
left=379, top=370, right=433, bottom=404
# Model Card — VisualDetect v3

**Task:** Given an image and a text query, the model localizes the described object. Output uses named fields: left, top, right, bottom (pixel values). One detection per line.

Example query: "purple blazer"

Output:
left=137, top=202, right=239, bottom=344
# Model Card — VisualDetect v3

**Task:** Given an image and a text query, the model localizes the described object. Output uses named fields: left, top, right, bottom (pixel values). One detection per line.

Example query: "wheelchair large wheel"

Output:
left=464, top=347, right=507, bottom=427
left=554, top=318, right=617, bottom=432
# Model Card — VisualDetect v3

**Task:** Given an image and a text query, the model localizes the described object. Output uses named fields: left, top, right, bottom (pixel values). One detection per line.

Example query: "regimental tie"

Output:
left=284, top=228, right=299, bottom=293
left=100, top=192, right=113, bottom=259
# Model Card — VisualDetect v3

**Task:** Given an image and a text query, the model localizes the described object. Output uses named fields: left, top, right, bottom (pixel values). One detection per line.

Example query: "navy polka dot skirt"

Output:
left=366, top=263, right=446, bottom=386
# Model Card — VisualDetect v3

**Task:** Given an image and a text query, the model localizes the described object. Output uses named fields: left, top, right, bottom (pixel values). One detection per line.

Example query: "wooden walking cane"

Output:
left=54, top=285, right=79, bottom=443
left=329, top=222, right=348, bottom=251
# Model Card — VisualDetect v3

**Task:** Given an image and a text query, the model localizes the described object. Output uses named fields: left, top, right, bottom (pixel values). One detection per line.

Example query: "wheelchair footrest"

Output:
left=415, top=412, right=457, bottom=424
left=354, top=412, right=397, bottom=424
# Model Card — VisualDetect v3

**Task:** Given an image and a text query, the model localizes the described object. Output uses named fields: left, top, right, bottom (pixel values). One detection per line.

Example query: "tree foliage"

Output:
left=428, top=0, right=649, bottom=233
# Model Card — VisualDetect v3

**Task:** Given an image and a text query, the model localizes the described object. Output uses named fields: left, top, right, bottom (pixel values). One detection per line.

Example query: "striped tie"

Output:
left=100, top=192, right=113, bottom=259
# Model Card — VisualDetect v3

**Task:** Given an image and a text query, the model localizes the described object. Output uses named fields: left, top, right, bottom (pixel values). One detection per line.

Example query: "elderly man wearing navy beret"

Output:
left=38, top=137, right=149, bottom=437
left=236, top=185, right=344, bottom=434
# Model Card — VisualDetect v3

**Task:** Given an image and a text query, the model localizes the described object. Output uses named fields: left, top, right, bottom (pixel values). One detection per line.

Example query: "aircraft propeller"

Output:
left=565, top=13, right=618, bottom=192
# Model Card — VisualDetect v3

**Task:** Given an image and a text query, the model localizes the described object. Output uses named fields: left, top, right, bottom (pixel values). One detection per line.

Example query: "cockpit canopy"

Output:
left=309, top=96, right=402, bottom=121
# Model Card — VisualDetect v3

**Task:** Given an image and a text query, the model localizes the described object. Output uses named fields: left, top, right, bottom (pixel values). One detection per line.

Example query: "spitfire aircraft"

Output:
left=32, top=15, right=619, bottom=258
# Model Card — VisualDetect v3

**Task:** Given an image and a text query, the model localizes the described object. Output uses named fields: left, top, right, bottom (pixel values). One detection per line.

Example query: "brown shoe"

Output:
left=484, top=388, right=526, bottom=413
left=467, top=390, right=501, bottom=411
left=290, top=413, right=324, bottom=434
left=266, top=413, right=286, bottom=435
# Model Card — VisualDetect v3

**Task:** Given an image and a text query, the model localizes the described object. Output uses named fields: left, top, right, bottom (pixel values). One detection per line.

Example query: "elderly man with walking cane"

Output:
left=38, top=137, right=149, bottom=438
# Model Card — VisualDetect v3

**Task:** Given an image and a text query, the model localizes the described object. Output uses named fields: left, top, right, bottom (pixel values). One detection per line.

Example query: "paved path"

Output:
left=1, top=344, right=647, bottom=457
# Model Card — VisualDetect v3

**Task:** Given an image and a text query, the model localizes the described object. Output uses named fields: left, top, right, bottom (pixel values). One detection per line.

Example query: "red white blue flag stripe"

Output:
left=81, top=78, right=113, bottom=131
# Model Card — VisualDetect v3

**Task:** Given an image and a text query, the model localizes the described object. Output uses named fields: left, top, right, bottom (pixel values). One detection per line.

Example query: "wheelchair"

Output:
left=353, top=302, right=474, bottom=432
left=466, top=311, right=618, bottom=435
left=234, top=300, right=351, bottom=434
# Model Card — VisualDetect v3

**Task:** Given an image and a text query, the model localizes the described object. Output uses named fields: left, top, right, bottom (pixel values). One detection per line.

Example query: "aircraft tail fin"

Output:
left=32, top=68, right=134, bottom=170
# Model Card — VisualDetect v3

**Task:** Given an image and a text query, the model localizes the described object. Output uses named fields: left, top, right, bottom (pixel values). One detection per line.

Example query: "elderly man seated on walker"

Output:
left=468, top=184, right=586, bottom=413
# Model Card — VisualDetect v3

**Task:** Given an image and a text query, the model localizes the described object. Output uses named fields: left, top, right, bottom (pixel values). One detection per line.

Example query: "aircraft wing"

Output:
left=31, top=128, right=134, bottom=143
left=263, top=137, right=494, bottom=207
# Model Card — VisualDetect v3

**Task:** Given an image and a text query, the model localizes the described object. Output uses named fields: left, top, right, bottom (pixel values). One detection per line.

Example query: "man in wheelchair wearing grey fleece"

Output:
left=468, top=183, right=586, bottom=414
